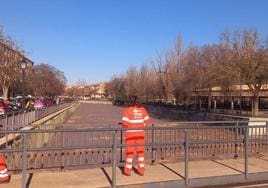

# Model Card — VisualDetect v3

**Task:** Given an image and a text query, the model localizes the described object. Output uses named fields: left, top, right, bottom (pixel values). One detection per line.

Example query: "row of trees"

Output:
left=15, top=64, right=66, bottom=97
left=107, top=29, right=268, bottom=115
left=0, top=26, right=66, bottom=99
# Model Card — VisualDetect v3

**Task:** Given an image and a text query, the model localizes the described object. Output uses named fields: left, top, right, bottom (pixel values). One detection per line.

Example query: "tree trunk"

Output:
left=208, top=90, right=212, bottom=112
left=231, top=97, right=234, bottom=111
left=252, top=93, right=259, bottom=116
left=214, top=99, right=217, bottom=110
left=2, top=85, right=9, bottom=100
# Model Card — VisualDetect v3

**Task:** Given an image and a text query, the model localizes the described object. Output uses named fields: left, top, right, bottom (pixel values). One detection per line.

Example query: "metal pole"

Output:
left=23, top=112, right=26, bottom=127
left=22, top=68, right=25, bottom=101
left=266, top=121, right=268, bottom=152
left=12, top=112, right=15, bottom=130
left=239, top=79, right=242, bottom=115
left=244, top=127, right=249, bottom=180
left=184, top=130, right=189, bottom=186
left=5, top=115, right=8, bottom=129
left=120, top=129, right=123, bottom=162
left=22, top=133, right=28, bottom=188
left=112, top=131, right=117, bottom=188
left=235, top=121, right=239, bottom=158
left=151, top=124, right=155, bottom=164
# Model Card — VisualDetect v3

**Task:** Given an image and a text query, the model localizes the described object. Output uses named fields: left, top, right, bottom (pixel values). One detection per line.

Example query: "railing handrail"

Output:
left=0, top=121, right=267, bottom=134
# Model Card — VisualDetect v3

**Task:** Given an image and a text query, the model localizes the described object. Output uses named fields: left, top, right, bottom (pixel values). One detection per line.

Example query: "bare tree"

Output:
left=29, top=64, right=66, bottom=97
left=106, top=75, right=126, bottom=100
left=0, top=26, right=24, bottom=99
left=124, top=66, right=138, bottom=100
left=107, top=29, right=268, bottom=116
left=151, top=51, right=174, bottom=101
left=228, top=30, right=268, bottom=115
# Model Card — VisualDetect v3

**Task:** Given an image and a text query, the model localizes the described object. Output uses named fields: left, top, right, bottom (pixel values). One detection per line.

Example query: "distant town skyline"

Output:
left=0, top=0, right=268, bottom=84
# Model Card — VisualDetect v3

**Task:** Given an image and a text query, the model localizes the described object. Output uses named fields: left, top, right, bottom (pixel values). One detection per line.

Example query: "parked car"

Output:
left=112, top=99, right=125, bottom=106
left=15, top=97, right=24, bottom=110
left=43, top=98, right=54, bottom=107
left=34, top=100, right=44, bottom=110
left=0, top=100, right=7, bottom=116
left=8, top=99, right=19, bottom=112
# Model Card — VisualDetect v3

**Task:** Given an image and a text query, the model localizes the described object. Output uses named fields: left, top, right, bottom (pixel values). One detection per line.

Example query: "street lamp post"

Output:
left=20, top=58, right=27, bottom=100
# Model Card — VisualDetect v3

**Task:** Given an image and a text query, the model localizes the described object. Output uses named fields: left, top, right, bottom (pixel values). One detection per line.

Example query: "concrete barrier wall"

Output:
left=29, top=102, right=80, bottom=148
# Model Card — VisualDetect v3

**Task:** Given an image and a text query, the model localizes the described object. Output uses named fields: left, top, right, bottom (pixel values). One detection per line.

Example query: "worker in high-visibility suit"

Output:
left=122, top=97, right=149, bottom=176
left=0, top=154, right=9, bottom=183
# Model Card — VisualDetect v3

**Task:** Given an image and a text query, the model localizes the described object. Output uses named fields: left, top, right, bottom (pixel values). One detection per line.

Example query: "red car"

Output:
left=44, top=98, right=54, bottom=107
left=0, top=101, right=7, bottom=115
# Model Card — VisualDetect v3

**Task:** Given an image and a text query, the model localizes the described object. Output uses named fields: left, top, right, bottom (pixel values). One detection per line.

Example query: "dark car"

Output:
left=112, top=99, right=125, bottom=106
left=8, top=99, right=19, bottom=112
left=15, top=97, right=25, bottom=110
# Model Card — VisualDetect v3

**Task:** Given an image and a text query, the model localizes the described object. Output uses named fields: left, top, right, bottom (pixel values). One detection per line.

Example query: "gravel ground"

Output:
left=63, top=103, right=178, bottom=128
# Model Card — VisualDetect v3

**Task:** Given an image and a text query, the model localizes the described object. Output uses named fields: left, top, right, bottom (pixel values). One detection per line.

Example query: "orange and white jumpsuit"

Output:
left=0, top=154, right=9, bottom=183
left=122, top=105, right=149, bottom=175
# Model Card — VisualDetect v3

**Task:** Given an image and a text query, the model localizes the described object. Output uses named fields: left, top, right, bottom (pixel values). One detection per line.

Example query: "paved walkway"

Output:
left=6, top=154, right=268, bottom=188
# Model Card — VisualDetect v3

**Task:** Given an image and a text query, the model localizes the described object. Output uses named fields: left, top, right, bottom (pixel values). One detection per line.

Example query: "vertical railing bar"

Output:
left=202, top=127, right=204, bottom=157
left=235, top=121, right=238, bottom=158
left=12, top=112, right=15, bottom=129
left=5, top=131, right=8, bottom=149
left=23, top=112, right=25, bottom=127
left=184, top=130, right=189, bottom=186
left=112, top=130, right=117, bottom=188
left=151, top=124, right=155, bottom=164
left=266, top=121, right=268, bottom=152
left=22, top=133, right=28, bottom=188
left=120, top=129, right=123, bottom=163
left=244, top=127, right=249, bottom=180
left=164, top=129, right=167, bottom=159
left=5, top=115, right=8, bottom=129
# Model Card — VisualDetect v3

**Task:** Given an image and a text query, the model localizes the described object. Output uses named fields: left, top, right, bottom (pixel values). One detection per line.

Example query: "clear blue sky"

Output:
left=0, top=0, right=267, bottom=85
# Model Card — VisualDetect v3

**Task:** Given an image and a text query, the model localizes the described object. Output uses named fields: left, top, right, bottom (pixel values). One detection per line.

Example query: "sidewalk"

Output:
left=6, top=155, right=268, bottom=188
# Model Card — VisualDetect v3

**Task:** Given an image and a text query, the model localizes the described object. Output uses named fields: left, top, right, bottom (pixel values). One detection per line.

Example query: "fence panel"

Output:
left=0, top=122, right=267, bottom=172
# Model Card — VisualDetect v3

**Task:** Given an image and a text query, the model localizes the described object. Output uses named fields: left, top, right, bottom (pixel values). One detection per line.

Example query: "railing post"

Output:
left=5, top=115, right=8, bottom=129
left=244, top=127, right=249, bottom=180
left=266, top=121, right=268, bottom=152
left=151, top=124, right=155, bottom=164
left=23, top=112, right=26, bottom=127
left=22, top=133, right=28, bottom=188
left=184, top=130, right=189, bottom=186
left=120, top=129, right=123, bottom=163
left=34, top=110, right=36, bottom=122
left=234, top=121, right=239, bottom=158
left=112, top=131, right=117, bottom=188
left=12, top=112, right=15, bottom=130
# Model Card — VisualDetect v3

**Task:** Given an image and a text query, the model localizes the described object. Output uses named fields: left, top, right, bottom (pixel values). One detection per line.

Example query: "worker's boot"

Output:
left=137, top=168, right=144, bottom=176
left=123, top=166, right=132, bottom=176
left=0, top=174, right=10, bottom=184
left=123, top=172, right=131, bottom=176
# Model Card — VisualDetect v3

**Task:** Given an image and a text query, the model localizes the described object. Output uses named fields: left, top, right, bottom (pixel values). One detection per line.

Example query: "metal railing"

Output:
left=0, top=102, right=75, bottom=130
left=0, top=121, right=267, bottom=188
